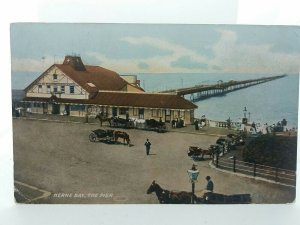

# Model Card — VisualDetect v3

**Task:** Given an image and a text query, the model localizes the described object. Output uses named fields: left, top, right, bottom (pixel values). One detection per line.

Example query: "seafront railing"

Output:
left=195, top=118, right=242, bottom=130
left=212, top=154, right=296, bottom=186
left=207, top=119, right=242, bottom=130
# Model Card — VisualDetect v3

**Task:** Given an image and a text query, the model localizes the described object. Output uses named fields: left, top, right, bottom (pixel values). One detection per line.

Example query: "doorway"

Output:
left=52, top=103, right=60, bottom=114
left=165, top=109, right=171, bottom=122
left=112, top=107, right=117, bottom=117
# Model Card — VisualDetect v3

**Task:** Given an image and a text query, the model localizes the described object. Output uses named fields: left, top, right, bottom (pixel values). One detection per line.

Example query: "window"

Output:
left=133, top=108, right=138, bottom=116
left=152, top=109, right=159, bottom=117
left=179, top=110, right=185, bottom=119
left=157, top=109, right=162, bottom=117
left=53, top=74, right=58, bottom=80
left=119, top=107, right=129, bottom=115
left=70, top=104, right=85, bottom=111
left=53, top=86, right=58, bottom=93
left=138, top=108, right=144, bottom=119
left=61, top=85, right=65, bottom=93
left=38, top=85, right=42, bottom=93
left=165, top=109, right=171, bottom=116
left=47, top=85, right=51, bottom=93
left=70, top=85, right=75, bottom=94
left=173, top=110, right=179, bottom=119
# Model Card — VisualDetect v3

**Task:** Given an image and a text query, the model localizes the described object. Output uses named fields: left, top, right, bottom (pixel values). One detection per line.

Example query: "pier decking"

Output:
left=159, top=74, right=287, bottom=102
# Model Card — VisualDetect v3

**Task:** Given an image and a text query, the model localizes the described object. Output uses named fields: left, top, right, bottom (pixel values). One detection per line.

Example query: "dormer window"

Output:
left=53, top=74, right=58, bottom=80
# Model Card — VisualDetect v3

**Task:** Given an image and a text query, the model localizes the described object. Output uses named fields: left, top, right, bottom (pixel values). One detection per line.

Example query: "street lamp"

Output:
left=243, top=106, right=248, bottom=124
left=187, top=164, right=199, bottom=204
left=243, top=106, right=247, bottom=118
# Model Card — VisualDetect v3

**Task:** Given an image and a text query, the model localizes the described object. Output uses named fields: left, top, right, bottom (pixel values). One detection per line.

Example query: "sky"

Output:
left=10, top=23, right=300, bottom=88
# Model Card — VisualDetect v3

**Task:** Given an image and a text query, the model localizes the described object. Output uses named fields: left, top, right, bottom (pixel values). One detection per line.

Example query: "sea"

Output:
left=135, top=73, right=299, bottom=129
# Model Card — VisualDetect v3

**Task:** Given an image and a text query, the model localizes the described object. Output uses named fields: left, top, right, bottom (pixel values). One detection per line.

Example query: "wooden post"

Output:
left=233, top=156, right=236, bottom=172
left=275, top=167, right=279, bottom=182
left=85, top=106, right=89, bottom=123
left=253, top=162, right=257, bottom=177
left=191, top=182, right=195, bottom=204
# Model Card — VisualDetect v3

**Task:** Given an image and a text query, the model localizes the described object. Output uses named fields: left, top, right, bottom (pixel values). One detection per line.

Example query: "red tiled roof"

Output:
left=24, top=56, right=145, bottom=93
left=23, top=92, right=197, bottom=110
left=55, top=64, right=128, bottom=92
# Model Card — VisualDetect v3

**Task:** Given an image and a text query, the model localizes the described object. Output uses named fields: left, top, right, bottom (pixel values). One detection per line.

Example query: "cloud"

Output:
left=210, top=29, right=300, bottom=73
left=12, top=30, right=300, bottom=75
left=86, top=36, right=214, bottom=73
left=137, top=62, right=149, bottom=70
left=171, top=56, right=208, bottom=69
left=11, top=56, right=64, bottom=72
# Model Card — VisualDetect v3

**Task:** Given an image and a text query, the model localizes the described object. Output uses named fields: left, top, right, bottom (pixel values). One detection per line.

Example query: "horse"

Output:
left=187, top=146, right=203, bottom=157
left=114, top=130, right=130, bottom=145
left=187, top=146, right=213, bottom=159
left=200, top=149, right=214, bottom=158
left=146, top=180, right=197, bottom=204
left=95, top=112, right=112, bottom=127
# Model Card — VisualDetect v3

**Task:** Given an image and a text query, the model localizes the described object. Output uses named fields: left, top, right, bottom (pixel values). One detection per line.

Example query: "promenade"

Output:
left=13, top=117, right=295, bottom=204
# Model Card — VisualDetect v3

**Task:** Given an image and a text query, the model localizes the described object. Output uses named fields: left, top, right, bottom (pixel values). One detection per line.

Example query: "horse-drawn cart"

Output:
left=95, top=113, right=167, bottom=133
left=147, top=181, right=251, bottom=204
left=89, top=129, right=131, bottom=145
left=187, top=146, right=214, bottom=160
left=89, top=129, right=115, bottom=143
left=198, top=191, right=251, bottom=204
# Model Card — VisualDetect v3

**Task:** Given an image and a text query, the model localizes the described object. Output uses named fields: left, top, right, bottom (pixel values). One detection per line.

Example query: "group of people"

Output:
left=194, top=115, right=207, bottom=130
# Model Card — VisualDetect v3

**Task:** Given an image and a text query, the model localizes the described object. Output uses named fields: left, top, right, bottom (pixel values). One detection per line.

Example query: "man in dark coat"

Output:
left=144, top=139, right=151, bottom=155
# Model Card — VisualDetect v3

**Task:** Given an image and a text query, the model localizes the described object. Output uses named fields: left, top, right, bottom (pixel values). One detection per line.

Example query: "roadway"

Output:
left=13, top=118, right=295, bottom=203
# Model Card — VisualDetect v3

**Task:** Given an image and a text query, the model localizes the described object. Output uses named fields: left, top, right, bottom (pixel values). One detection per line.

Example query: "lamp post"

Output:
left=187, top=164, right=199, bottom=204
left=242, top=106, right=248, bottom=124
left=243, top=106, right=247, bottom=118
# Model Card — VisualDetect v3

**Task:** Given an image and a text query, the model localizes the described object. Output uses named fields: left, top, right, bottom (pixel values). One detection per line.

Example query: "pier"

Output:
left=159, top=74, right=287, bottom=102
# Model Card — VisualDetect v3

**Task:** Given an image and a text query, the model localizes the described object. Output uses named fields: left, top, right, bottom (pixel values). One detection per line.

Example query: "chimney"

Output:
left=63, top=55, right=86, bottom=71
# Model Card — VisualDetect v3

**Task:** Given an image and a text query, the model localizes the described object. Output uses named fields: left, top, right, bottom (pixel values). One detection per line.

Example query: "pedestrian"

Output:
left=205, top=176, right=214, bottom=192
left=195, top=120, right=199, bottom=130
left=144, top=138, right=151, bottom=155
left=126, top=110, right=129, bottom=121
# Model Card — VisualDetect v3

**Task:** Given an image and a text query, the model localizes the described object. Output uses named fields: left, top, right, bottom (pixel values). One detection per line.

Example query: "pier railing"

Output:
left=160, top=74, right=287, bottom=102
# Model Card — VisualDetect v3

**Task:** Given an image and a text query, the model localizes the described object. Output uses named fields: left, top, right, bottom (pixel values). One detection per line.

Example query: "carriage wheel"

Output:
left=89, top=133, right=97, bottom=142
left=106, top=135, right=114, bottom=143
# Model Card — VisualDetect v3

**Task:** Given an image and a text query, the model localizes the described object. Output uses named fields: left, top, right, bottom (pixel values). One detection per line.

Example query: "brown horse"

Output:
left=114, top=130, right=130, bottom=145
left=200, top=149, right=214, bottom=159
left=188, top=146, right=213, bottom=159
left=95, top=112, right=112, bottom=126
left=147, top=180, right=197, bottom=204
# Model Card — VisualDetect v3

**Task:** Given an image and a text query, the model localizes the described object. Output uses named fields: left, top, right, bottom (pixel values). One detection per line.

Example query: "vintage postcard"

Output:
left=11, top=23, right=299, bottom=204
